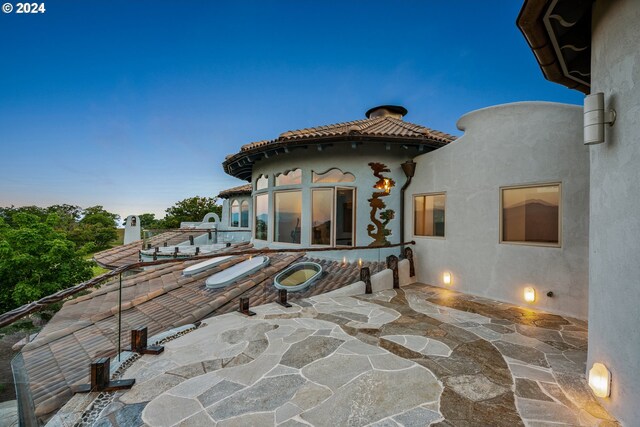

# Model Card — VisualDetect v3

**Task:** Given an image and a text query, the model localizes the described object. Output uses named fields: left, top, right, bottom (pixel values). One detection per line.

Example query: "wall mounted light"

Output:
left=584, top=92, right=616, bottom=145
left=524, top=287, right=536, bottom=303
left=588, top=362, right=611, bottom=398
left=443, top=272, right=452, bottom=285
left=358, top=258, right=362, bottom=268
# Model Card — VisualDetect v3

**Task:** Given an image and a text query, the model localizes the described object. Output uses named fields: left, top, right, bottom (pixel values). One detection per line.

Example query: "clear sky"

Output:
left=0, top=0, right=582, bottom=220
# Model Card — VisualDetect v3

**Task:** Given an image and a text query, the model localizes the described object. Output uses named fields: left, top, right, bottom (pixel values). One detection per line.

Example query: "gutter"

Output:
left=400, top=160, right=417, bottom=253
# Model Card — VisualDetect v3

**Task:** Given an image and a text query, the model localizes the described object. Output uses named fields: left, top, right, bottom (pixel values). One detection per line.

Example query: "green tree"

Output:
left=67, top=206, right=120, bottom=252
left=0, top=213, right=92, bottom=312
left=138, top=213, right=159, bottom=229
left=160, top=196, right=222, bottom=229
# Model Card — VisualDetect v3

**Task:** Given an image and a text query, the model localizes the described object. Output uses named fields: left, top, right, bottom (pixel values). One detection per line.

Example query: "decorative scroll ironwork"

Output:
left=367, top=162, right=396, bottom=246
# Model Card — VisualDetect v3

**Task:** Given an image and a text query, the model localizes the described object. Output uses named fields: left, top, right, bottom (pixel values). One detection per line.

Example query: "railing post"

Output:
left=163, top=241, right=167, bottom=247
left=195, top=247, right=200, bottom=255
left=277, top=289, right=292, bottom=308
left=387, top=255, right=399, bottom=289
left=403, top=247, right=415, bottom=277
left=74, top=357, right=135, bottom=393
left=238, top=297, right=256, bottom=316
left=360, top=266, right=372, bottom=294
left=189, top=235, right=194, bottom=245
left=130, top=327, right=164, bottom=355
left=117, top=273, right=122, bottom=361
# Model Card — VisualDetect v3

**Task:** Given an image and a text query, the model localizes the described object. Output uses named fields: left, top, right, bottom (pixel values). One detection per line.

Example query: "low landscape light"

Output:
left=443, top=272, right=452, bottom=285
left=589, top=362, right=611, bottom=398
left=524, top=287, right=536, bottom=303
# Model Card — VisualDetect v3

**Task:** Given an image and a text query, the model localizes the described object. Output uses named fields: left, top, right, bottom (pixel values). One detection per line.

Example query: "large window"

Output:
left=240, top=201, right=249, bottom=228
left=501, top=183, right=560, bottom=246
left=311, top=187, right=355, bottom=246
left=254, top=194, right=268, bottom=240
left=275, top=169, right=302, bottom=186
left=230, top=200, right=240, bottom=227
left=256, top=175, right=269, bottom=191
left=414, top=193, right=446, bottom=237
left=274, top=191, right=302, bottom=244
left=312, top=168, right=355, bottom=183
left=312, top=189, right=333, bottom=245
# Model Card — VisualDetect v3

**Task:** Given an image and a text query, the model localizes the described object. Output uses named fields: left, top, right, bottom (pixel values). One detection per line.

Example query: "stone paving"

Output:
left=90, top=284, right=618, bottom=426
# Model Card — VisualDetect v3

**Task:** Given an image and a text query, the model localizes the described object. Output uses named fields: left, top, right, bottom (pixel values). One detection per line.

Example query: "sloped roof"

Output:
left=93, top=230, right=208, bottom=269
left=20, top=247, right=387, bottom=421
left=223, top=111, right=457, bottom=180
left=217, top=183, right=252, bottom=199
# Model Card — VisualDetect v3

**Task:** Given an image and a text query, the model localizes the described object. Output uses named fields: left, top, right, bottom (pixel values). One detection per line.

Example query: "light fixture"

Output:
left=443, top=272, right=451, bottom=285
left=524, top=287, right=536, bottom=303
left=358, top=258, right=362, bottom=268
left=584, top=92, right=616, bottom=145
left=401, top=160, right=416, bottom=178
left=588, top=362, right=611, bottom=398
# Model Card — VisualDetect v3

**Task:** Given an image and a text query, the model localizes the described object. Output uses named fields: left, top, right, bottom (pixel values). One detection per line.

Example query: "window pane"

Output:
left=312, top=168, right=355, bottom=183
left=502, top=185, right=559, bottom=244
left=312, top=189, right=332, bottom=245
left=254, top=194, right=268, bottom=240
left=240, top=201, right=249, bottom=228
left=231, top=200, right=240, bottom=227
left=275, top=169, right=302, bottom=186
left=414, top=194, right=445, bottom=237
left=336, top=188, right=354, bottom=246
left=274, top=191, right=302, bottom=243
left=256, top=175, right=268, bottom=191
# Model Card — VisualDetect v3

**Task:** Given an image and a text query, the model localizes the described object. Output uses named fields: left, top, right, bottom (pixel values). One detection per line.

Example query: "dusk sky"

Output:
left=0, top=0, right=583, bottom=221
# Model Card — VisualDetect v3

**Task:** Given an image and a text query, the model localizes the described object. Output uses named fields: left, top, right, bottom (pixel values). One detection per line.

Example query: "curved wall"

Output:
left=250, top=144, right=416, bottom=260
left=404, top=102, right=589, bottom=318
left=588, top=0, right=640, bottom=423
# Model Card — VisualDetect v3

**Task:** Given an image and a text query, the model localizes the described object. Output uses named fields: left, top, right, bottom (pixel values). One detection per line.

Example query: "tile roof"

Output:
left=20, top=248, right=387, bottom=422
left=93, top=230, right=208, bottom=269
left=223, top=115, right=457, bottom=180
left=217, top=183, right=252, bottom=199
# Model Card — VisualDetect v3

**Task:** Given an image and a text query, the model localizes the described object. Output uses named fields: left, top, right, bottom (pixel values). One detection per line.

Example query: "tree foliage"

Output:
left=0, top=213, right=92, bottom=312
left=159, top=196, right=222, bottom=229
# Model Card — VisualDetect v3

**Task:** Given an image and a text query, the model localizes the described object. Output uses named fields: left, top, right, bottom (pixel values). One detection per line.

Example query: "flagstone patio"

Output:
left=88, top=284, right=618, bottom=427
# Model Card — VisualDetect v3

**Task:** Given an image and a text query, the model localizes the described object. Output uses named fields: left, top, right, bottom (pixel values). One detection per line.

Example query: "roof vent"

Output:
left=365, top=105, right=408, bottom=120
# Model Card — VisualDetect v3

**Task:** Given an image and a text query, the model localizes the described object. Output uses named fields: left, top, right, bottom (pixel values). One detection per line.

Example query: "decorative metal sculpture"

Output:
left=367, top=162, right=396, bottom=246
left=387, top=255, right=399, bottom=289
left=404, top=247, right=415, bottom=277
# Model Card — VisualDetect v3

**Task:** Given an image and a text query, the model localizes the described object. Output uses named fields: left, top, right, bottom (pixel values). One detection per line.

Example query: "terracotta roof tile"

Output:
left=217, top=183, right=252, bottom=199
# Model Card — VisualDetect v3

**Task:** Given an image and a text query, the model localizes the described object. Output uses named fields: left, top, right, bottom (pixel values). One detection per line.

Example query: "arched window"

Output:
left=312, top=168, right=355, bottom=183
left=230, top=200, right=240, bottom=227
left=240, top=201, right=249, bottom=228
left=256, top=175, right=269, bottom=191
left=275, top=168, right=302, bottom=186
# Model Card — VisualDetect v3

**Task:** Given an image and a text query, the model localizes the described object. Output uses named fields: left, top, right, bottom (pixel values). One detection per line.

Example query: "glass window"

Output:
left=254, top=194, right=268, bottom=240
left=240, top=201, right=249, bottom=228
left=275, top=168, right=302, bottom=186
left=274, top=191, right=302, bottom=244
left=312, top=168, right=355, bottom=183
left=335, top=188, right=354, bottom=246
left=501, top=184, right=560, bottom=245
left=414, top=193, right=446, bottom=237
left=230, top=200, right=240, bottom=227
left=312, top=189, right=333, bottom=245
left=256, top=175, right=268, bottom=191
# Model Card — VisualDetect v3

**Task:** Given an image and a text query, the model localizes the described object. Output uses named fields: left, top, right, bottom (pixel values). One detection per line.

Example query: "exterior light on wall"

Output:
left=524, top=287, right=536, bottom=303
left=342, top=256, right=347, bottom=266
left=588, top=362, right=611, bottom=398
left=358, top=258, right=362, bottom=268
left=443, top=272, right=452, bottom=285
left=376, top=178, right=392, bottom=193
left=584, top=92, right=616, bottom=145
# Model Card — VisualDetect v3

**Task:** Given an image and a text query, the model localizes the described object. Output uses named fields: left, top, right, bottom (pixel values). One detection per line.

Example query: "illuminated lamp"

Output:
left=589, top=362, right=611, bottom=398
left=524, top=287, right=536, bottom=303
left=443, top=272, right=452, bottom=285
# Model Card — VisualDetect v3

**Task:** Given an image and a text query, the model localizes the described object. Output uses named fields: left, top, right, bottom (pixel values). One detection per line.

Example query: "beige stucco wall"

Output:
left=588, top=0, right=640, bottom=423
left=405, top=102, right=589, bottom=318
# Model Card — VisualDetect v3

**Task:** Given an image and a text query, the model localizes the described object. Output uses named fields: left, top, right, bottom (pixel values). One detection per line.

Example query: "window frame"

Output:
left=253, top=193, right=269, bottom=241
left=230, top=199, right=240, bottom=228
left=499, top=182, right=562, bottom=248
left=240, top=200, right=249, bottom=228
left=272, top=189, right=303, bottom=246
left=309, top=186, right=357, bottom=247
left=413, top=192, right=447, bottom=239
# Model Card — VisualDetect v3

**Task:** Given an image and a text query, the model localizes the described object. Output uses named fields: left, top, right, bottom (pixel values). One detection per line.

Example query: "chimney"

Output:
left=365, top=105, right=408, bottom=120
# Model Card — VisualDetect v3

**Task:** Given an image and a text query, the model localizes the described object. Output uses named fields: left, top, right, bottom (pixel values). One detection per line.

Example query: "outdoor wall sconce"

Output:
left=584, top=92, right=616, bottom=145
left=358, top=258, right=363, bottom=268
left=524, top=286, right=536, bottom=303
left=588, top=362, right=611, bottom=398
left=443, top=272, right=452, bottom=285
left=376, top=178, right=392, bottom=193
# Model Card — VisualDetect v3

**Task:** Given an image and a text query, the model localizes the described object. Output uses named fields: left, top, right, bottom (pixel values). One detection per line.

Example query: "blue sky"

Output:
left=0, top=0, right=582, bottom=220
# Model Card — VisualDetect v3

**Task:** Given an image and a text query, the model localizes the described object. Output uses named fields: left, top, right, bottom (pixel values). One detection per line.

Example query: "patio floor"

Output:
left=88, top=284, right=618, bottom=426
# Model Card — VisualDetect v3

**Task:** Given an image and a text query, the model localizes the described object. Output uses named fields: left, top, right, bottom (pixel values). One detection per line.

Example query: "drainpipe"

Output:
left=400, top=160, right=417, bottom=254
